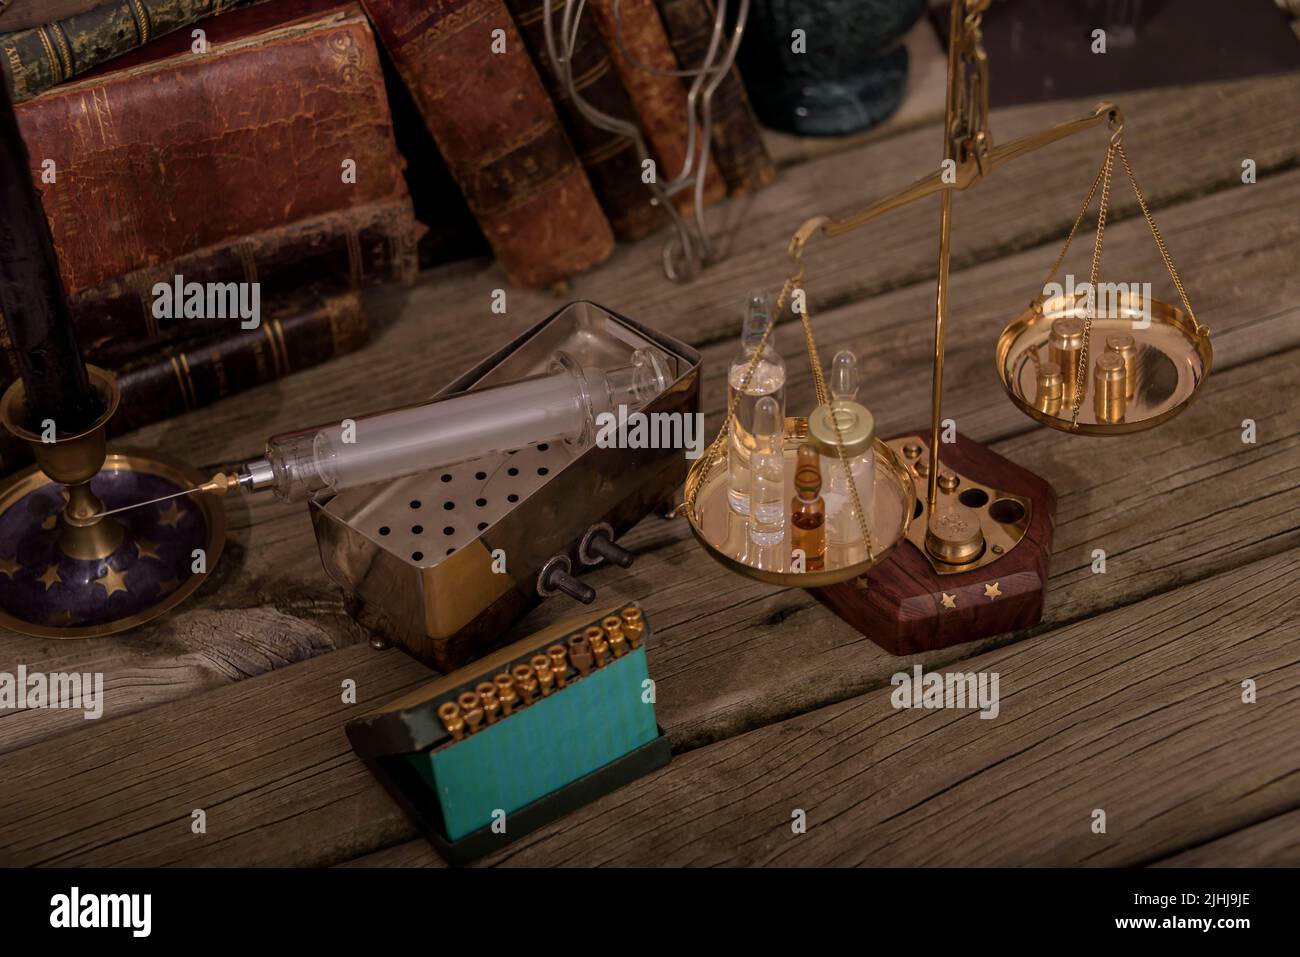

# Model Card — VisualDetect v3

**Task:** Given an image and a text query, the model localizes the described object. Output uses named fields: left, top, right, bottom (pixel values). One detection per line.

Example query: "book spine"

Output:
left=654, top=0, right=774, bottom=195
left=0, top=3, right=110, bottom=35
left=589, top=0, right=725, bottom=211
left=0, top=0, right=264, bottom=102
left=361, top=0, right=614, bottom=289
left=506, top=0, right=663, bottom=240
left=0, top=292, right=370, bottom=472
left=69, top=199, right=417, bottom=368
left=109, top=292, right=370, bottom=434
left=13, top=9, right=409, bottom=294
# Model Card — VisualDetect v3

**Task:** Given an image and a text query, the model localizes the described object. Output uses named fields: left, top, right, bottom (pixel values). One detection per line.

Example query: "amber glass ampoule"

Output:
left=791, top=444, right=826, bottom=571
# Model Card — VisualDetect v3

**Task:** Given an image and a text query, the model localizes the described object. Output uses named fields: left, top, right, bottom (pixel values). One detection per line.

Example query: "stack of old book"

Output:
left=0, top=0, right=773, bottom=467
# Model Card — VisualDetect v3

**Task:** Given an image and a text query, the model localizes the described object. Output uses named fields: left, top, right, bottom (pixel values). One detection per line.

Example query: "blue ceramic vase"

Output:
left=739, top=0, right=927, bottom=136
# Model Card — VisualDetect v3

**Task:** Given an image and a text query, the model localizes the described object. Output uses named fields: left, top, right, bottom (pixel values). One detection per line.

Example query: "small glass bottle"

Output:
left=747, top=396, right=785, bottom=570
left=727, top=290, right=786, bottom=514
left=790, top=444, right=826, bottom=571
left=809, top=350, right=875, bottom=551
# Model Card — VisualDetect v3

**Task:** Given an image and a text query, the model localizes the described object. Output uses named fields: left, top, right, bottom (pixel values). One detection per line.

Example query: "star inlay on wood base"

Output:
left=811, top=431, right=1055, bottom=656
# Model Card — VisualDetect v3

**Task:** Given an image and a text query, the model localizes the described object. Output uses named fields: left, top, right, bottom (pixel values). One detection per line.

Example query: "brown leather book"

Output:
left=654, top=0, right=775, bottom=195
left=67, top=199, right=418, bottom=369
left=362, top=0, right=614, bottom=289
left=0, top=0, right=267, bottom=102
left=13, top=3, right=409, bottom=294
left=589, top=0, right=725, bottom=211
left=506, top=0, right=664, bottom=240
left=0, top=292, right=370, bottom=472
left=109, top=292, right=370, bottom=434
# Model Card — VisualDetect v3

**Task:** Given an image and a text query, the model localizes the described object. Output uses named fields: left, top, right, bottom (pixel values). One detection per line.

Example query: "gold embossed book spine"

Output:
left=0, top=0, right=266, bottom=102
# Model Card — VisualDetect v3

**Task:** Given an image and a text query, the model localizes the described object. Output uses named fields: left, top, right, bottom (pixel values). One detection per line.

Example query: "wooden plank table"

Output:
left=1, top=72, right=1297, bottom=867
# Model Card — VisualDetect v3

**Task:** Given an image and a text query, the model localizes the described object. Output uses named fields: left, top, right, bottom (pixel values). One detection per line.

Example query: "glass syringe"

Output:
left=91, top=348, right=671, bottom=517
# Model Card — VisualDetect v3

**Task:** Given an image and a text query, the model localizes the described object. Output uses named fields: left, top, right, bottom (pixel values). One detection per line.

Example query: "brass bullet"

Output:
left=458, top=691, right=484, bottom=735
left=620, top=607, right=644, bottom=649
left=1049, top=316, right=1087, bottom=406
left=494, top=673, right=518, bottom=715
left=547, top=645, right=570, bottom=687
left=1093, top=351, right=1127, bottom=424
left=511, top=664, right=538, bottom=704
left=603, top=616, right=627, bottom=658
left=438, top=701, right=465, bottom=741
left=476, top=682, right=501, bottom=724
left=586, top=624, right=609, bottom=668
left=1104, top=333, right=1137, bottom=398
left=567, top=634, right=594, bottom=676
left=1034, top=360, right=1063, bottom=415
left=531, top=655, right=554, bottom=696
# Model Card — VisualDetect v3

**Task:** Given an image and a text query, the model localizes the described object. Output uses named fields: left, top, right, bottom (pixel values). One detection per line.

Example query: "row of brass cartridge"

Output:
left=436, top=606, right=645, bottom=741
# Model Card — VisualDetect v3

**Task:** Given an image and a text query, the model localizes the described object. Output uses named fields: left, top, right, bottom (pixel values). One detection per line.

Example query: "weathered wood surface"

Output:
left=0, top=345, right=1295, bottom=866
left=5, top=541, right=1294, bottom=868
left=354, top=548, right=1300, bottom=867
left=1155, top=808, right=1300, bottom=867
left=2, top=131, right=1296, bottom=758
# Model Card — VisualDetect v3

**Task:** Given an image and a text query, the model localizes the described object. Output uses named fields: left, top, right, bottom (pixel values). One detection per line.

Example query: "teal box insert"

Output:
left=411, top=646, right=657, bottom=840
left=346, top=603, right=671, bottom=865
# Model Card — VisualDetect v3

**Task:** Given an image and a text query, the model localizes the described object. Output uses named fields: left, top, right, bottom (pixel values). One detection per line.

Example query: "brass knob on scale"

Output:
left=924, top=503, right=986, bottom=567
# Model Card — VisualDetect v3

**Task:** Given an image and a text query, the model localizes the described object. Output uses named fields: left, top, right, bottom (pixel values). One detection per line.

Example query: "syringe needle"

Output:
left=87, top=472, right=243, bottom=520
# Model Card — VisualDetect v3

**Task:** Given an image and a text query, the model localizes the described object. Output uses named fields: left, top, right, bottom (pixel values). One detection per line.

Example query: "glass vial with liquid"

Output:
left=808, top=350, right=875, bottom=551
left=727, top=290, right=786, bottom=514
left=747, top=396, right=786, bottom=571
left=791, top=444, right=826, bottom=571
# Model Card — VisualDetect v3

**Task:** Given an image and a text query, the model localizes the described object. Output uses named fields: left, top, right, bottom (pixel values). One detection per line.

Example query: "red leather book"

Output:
left=66, top=199, right=417, bottom=369
left=13, top=3, right=410, bottom=294
left=362, top=0, right=615, bottom=288
left=655, top=0, right=775, bottom=195
left=589, top=0, right=725, bottom=211
left=506, top=0, right=664, bottom=240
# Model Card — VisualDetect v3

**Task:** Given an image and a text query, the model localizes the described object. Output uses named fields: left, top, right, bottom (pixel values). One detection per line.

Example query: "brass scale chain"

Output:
left=687, top=269, right=875, bottom=563
left=1035, top=132, right=1204, bottom=426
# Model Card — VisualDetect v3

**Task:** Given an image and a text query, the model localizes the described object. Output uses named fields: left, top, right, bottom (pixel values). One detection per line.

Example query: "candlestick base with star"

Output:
left=0, top=370, right=226, bottom=638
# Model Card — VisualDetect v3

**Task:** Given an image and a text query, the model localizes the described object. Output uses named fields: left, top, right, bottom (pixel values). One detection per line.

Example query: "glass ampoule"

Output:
left=747, top=396, right=786, bottom=571
left=727, top=290, right=786, bottom=514
left=790, top=444, right=826, bottom=571
left=812, top=349, right=876, bottom=550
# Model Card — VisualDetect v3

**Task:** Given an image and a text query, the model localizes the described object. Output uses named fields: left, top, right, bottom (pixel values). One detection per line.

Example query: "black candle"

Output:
left=0, top=77, right=100, bottom=434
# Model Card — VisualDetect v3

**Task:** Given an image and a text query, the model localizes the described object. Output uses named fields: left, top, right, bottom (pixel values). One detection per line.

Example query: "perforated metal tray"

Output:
left=309, top=302, right=701, bottom=672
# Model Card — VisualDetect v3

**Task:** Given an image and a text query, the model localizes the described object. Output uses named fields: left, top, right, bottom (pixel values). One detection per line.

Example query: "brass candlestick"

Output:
left=0, top=366, right=123, bottom=561
left=0, top=368, right=226, bottom=639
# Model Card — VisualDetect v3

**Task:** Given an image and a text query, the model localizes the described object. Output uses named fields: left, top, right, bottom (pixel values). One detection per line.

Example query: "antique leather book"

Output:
left=13, top=3, right=410, bottom=293
left=0, top=292, right=370, bottom=472
left=0, top=2, right=106, bottom=33
left=654, top=0, right=775, bottom=195
left=67, top=199, right=418, bottom=369
left=507, top=0, right=664, bottom=240
left=0, top=0, right=267, bottom=102
left=589, top=0, right=725, bottom=211
left=109, top=292, right=370, bottom=433
left=362, top=0, right=614, bottom=289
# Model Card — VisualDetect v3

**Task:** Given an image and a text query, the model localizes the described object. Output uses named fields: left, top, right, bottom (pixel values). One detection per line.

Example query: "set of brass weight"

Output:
left=1036, top=318, right=1138, bottom=424
left=436, top=606, right=645, bottom=740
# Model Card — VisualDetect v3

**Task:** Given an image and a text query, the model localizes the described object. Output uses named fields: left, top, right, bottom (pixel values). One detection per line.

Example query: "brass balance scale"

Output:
left=682, top=0, right=1211, bottom=649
